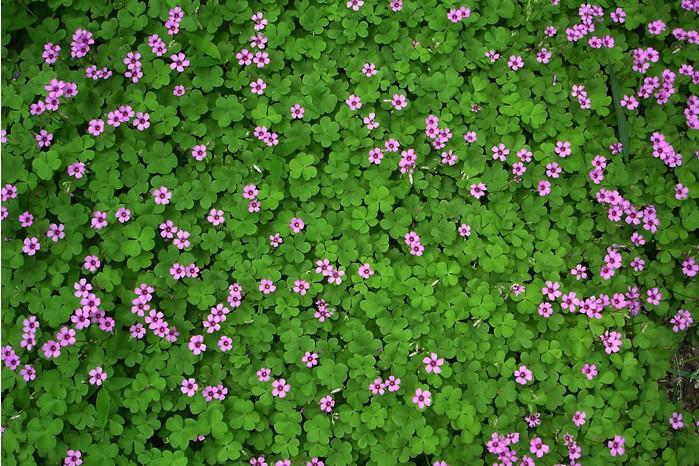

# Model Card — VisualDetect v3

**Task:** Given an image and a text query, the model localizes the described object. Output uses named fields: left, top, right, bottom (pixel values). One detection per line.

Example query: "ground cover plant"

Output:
left=1, top=0, right=698, bottom=464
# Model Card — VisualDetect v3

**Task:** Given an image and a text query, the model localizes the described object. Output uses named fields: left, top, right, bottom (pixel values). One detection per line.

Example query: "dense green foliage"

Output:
left=1, top=0, right=698, bottom=465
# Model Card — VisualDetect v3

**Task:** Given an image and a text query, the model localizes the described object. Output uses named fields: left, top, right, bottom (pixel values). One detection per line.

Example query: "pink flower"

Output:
left=346, top=0, right=364, bottom=11
left=190, top=144, right=207, bottom=161
left=188, top=335, right=207, bottom=355
left=91, top=211, right=107, bottom=230
left=293, top=280, right=310, bottom=295
left=319, top=395, right=335, bottom=413
left=257, top=367, right=271, bottom=382
left=328, top=268, right=345, bottom=285
left=412, top=387, right=432, bottom=410
left=368, top=147, right=384, bottom=164
left=581, top=363, right=598, bottom=380
left=259, top=279, right=276, bottom=294
left=385, top=375, right=400, bottom=392
left=18, top=211, right=33, bottom=228
left=470, top=183, right=487, bottom=199
left=458, top=223, right=471, bottom=238
left=302, top=351, right=319, bottom=368
left=507, top=55, right=524, bottom=71
left=20, top=364, right=36, bottom=382
left=555, top=140, right=572, bottom=157
left=537, top=180, right=551, bottom=196
left=170, top=52, right=190, bottom=72
left=88, top=367, right=107, bottom=386
left=67, top=162, right=86, bottom=179
left=670, top=412, right=684, bottom=430
left=572, top=410, right=586, bottom=426
left=514, top=365, right=533, bottom=385
left=362, top=63, right=378, bottom=77
left=289, top=217, right=305, bottom=233
left=116, top=207, right=131, bottom=223
left=529, top=437, right=549, bottom=458
left=22, top=237, right=41, bottom=256
left=64, top=449, right=83, bottom=466
left=88, top=119, right=105, bottom=136
left=369, top=377, right=385, bottom=395
left=272, top=378, right=291, bottom=398
left=491, top=143, right=510, bottom=161
left=391, top=94, right=408, bottom=110
left=675, top=183, right=689, bottom=200
left=608, top=435, right=625, bottom=456
left=290, top=104, right=305, bottom=119
left=542, top=280, right=562, bottom=300
left=173, top=85, right=186, bottom=96
left=358, top=263, right=374, bottom=279
left=248, top=200, right=261, bottom=213
left=269, top=233, right=283, bottom=248
left=250, top=78, right=267, bottom=95
left=207, top=208, right=224, bottom=226
left=423, top=352, right=444, bottom=374
left=315, top=259, right=334, bottom=276
left=36, top=129, right=53, bottom=148
left=132, top=112, right=150, bottom=131
left=243, top=184, right=259, bottom=200
left=218, top=335, right=233, bottom=352
left=346, top=94, right=362, bottom=110
left=153, top=186, right=172, bottom=205
left=181, top=378, right=198, bottom=396
left=83, top=255, right=101, bottom=272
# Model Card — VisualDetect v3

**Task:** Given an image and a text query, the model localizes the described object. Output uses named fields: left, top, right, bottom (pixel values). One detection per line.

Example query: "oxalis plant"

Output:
left=1, top=0, right=698, bottom=465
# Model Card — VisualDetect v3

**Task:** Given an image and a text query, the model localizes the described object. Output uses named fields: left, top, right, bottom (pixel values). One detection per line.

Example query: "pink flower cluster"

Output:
left=369, top=375, right=401, bottom=395
left=228, top=282, right=244, bottom=308
left=315, top=259, right=345, bottom=284
left=1, top=345, right=20, bottom=372
left=159, top=219, right=191, bottom=250
left=313, top=299, right=332, bottom=322
left=243, top=183, right=261, bottom=213
left=202, top=303, right=230, bottom=334
left=587, top=35, right=614, bottom=48
left=123, top=51, right=143, bottom=83
left=596, top=188, right=661, bottom=233
left=404, top=231, right=424, bottom=256
left=43, top=42, right=60, bottom=64
left=670, top=309, right=693, bottom=332
left=147, top=34, right=167, bottom=56
left=20, top=315, right=39, bottom=351
left=446, top=6, right=471, bottom=23
left=632, top=47, right=660, bottom=74
left=32, top=77, right=78, bottom=117
left=685, top=95, right=699, bottom=129
left=425, top=114, right=453, bottom=150
left=202, top=383, right=228, bottom=401
left=599, top=330, right=623, bottom=354
left=571, top=84, right=591, bottom=109
left=165, top=7, right=184, bottom=35
left=253, top=126, right=279, bottom=147
left=650, top=132, right=682, bottom=168
left=486, top=432, right=521, bottom=464
left=133, top=283, right=179, bottom=341
left=70, top=29, right=94, bottom=58
left=85, top=64, right=112, bottom=80
left=169, top=262, right=200, bottom=280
